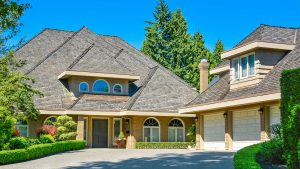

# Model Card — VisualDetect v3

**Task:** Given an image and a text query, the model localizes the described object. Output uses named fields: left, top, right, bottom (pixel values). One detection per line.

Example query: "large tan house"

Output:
left=15, top=27, right=199, bottom=148
left=179, top=24, right=300, bottom=150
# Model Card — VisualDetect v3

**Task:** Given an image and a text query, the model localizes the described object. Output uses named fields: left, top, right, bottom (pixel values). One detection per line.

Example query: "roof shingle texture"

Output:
left=16, top=27, right=199, bottom=112
left=188, top=25, right=300, bottom=107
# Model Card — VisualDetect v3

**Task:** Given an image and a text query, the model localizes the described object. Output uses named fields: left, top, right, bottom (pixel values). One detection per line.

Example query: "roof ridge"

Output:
left=260, top=24, right=300, bottom=29
left=234, top=25, right=264, bottom=48
left=25, top=26, right=86, bottom=75
left=125, top=66, right=159, bottom=110
left=114, top=48, right=124, bottom=59
left=67, top=43, right=95, bottom=70
left=44, top=27, right=76, bottom=33
left=67, top=96, right=82, bottom=109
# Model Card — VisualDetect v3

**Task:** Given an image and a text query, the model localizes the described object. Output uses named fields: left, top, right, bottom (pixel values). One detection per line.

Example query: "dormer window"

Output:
left=233, top=53, right=255, bottom=80
left=113, top=84, right=122, bottom=94
left=79, top=82, right=89, bottom=92
left=93, top=79, right=110, bottom=93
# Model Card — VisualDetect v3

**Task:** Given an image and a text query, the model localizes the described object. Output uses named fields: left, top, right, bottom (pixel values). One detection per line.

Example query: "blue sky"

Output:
left=13, top=0, right=300, bottom=51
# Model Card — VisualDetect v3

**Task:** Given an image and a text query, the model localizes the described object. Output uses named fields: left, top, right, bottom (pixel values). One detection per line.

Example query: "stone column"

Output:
left=195, top=114, right=204, bottom=150
left=225, top=111, right=233, bottom=150
left=76, top=115, right=84, bottom=141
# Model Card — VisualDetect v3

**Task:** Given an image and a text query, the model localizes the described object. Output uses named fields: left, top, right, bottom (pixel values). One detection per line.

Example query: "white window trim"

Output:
left=113, top=118, right=122, bottom=145
left=79, top=82, right=89, bottom=93
left=92, top=79, right=110, bottom=93
left=168, top=118, right=185, bottom=142
left=232, top=52, right=256, bottom=81
left=143, top=117, right=160, bottom=142
left=113, top=84, right=123, bottom=94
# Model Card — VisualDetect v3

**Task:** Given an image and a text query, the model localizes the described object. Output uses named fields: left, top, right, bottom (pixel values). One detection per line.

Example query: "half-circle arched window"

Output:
left=79, top=82, right=89, bottom=92
left=93, top=80, right=110, bottom=93
left=113, top=84, right=122, bottom=94
left=143, top=118, right=160, bottom=142
left=168, top=119, right=185, bottom=142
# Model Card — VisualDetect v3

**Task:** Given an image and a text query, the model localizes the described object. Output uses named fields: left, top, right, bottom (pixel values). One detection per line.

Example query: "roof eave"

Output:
left=221, top=41, right=296, bottom=59
left=179, top=93, right=281, bottom=114
left=58, top=70, right=140, bottom=81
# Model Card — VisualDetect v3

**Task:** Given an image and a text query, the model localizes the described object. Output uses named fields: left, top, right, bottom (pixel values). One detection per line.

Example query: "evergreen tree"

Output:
left=208, top=40, right=224, bottom=81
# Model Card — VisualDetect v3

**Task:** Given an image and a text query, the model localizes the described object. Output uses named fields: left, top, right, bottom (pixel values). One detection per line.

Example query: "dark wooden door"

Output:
left=92, top=119, right=108, bottom=148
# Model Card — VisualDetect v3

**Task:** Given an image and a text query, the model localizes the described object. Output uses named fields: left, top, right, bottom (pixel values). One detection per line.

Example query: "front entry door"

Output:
left=92, top=119, right=108, bottom=148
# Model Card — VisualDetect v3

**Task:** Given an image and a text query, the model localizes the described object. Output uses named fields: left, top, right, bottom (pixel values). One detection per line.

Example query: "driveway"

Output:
left=1, top=149, right=235, bottom=169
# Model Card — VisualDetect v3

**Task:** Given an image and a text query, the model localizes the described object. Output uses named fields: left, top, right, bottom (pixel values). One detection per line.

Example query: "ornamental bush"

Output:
left=256, top=139, right=285, bottom=164
left=0, top=140, right=86, bottom=165
left=37, top=125, right=58, bottom=137
left=233, top=143, right=262, bottom=169
left=9, top=137, right=30, bottom=150
left=135, top=142, right=194, bottom=149
left=54, top=115, right=77, bottom=140
left=280, top=67, right=300, bottom=169
left=39, top=134, right=55, bottom=144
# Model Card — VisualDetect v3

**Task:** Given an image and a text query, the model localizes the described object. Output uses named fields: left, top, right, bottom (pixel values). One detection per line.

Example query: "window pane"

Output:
left=233, top=59, right=239, bottom=79
left=177, top=128, right=184, bottom=142
left=152, top=128, right=159, bottom=142
left=248, top=55, right=255, bottom=75
left=18, top=126, right=28, bottom=137
left=241, top=57, right=248, bottom=77
left=114, top=119, right=121, bottom=142
left=113, top=85, right=122, bottom=94
left=169, top=128, right=176, bottom=142
left=79, top=82, right=89, bottom=92
left=93, top=80, right=109, bottom=93
left=144, top=128, right=150, bottom=142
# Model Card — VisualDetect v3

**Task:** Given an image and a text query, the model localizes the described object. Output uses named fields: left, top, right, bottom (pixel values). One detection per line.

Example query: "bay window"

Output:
left=232, top=53, right=255, bottom=80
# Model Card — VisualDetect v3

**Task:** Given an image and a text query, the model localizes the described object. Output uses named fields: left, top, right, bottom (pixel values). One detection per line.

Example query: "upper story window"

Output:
left=233, top=53, right=255, bottom=80
left=113, top=84, right=122, bottom=94
left=93, top=79, right=110, bottom=93
left=79, top=82, right=89, bottom=93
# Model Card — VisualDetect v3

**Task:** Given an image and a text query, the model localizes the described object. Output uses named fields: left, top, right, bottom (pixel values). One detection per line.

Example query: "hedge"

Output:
left=234, top=143, right=262, bottom=169
left=135, top=142, right=194, bottom=149
left=280, top=67, right=300, bottom=169
left=0, top=140, right=85, bottom=165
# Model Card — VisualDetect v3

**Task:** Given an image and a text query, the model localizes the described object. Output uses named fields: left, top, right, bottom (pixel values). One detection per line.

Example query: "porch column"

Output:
left=195, top=114, right=204, bottom=150
left=225, top=111, right=233, bottom=150
left=76, top=115, right=84, bottom=140
left=260, top=106, right=270, bottom=141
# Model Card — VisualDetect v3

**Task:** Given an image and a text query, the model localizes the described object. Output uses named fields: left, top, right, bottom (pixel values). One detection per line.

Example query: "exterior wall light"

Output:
left=223, top=112, right=228, bottom=118
left=258, top=107, right=264, bottom=114
left=195, top=116, right=199, bottom=122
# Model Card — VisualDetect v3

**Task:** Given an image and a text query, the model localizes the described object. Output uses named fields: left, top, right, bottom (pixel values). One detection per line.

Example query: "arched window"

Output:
left=113, top=84, right=122, bottom=94
left=93, top=80, right=110, bottom=93
left=44, top=116, right=57, bottom=125
left=168, top=119, right=185, bottom=142
left=16, top=120, right=28, bottom=137
left=79, top=82, right=89, bottom=92
left=143, top=118, right=160, bottom=142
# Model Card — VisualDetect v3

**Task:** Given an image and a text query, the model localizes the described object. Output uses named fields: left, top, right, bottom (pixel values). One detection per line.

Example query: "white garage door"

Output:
left=204, top=113, right=225, bottom=150
left=233, top=109, right=261, bottom=150
left=270, top=106, right=281, bottom=125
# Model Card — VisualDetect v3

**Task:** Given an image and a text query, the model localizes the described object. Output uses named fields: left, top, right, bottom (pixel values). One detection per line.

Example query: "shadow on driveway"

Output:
left=63, top=151, right=234, bottom=169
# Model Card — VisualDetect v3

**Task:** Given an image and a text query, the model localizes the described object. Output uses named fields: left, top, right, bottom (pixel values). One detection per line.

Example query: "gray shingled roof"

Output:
left=188, top=25, right=300, bottom=107
left=15, top=27, right=199, bottom=112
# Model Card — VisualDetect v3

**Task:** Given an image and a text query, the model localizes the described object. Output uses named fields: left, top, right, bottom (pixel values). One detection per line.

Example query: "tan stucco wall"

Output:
left=68, top=76, right=129, bottom=97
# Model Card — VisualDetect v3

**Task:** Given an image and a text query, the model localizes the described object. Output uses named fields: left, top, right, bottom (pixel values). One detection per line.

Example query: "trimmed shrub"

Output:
left=298, top=140, right=300, bottom=163
left=257, top=139, right=285, bottom=164
left=54, top=115, right=77, bottom=141
left=280, top=68, right=300, bottom=169
left=9, top=137, right=30, bottom=150
left=28, top=138, right=41, bottom=146
left=135, top=142, right=194, bottom=149
left=39, top=134, right=55, bottom=144
left=234, top=143, right=262, bottom=169
left=0, top=140, right=85, bottom=165
left=37, top=125, right=58, bottom=137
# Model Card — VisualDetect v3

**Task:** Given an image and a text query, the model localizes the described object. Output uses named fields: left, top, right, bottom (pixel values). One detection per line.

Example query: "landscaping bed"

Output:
left=0, top=140, right=85, bottom=165
left=135, top=142, right=194, bottom=149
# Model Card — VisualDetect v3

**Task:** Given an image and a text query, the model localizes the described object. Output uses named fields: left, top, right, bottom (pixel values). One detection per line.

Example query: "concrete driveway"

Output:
left=1, top=149, right=235, bottom=169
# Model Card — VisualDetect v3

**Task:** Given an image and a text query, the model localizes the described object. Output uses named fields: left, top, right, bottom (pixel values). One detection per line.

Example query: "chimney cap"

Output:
left=201, top=59, right=207, bottom=63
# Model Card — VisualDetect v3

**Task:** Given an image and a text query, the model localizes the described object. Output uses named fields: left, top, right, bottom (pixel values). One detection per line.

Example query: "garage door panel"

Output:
left=204, top=114, right=225, bottom=150
left=233, top=109, right=261, bottom=150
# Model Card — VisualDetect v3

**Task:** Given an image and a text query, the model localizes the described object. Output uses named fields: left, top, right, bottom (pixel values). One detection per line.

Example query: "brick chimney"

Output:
left=199, top=59, right=209, bottom=93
